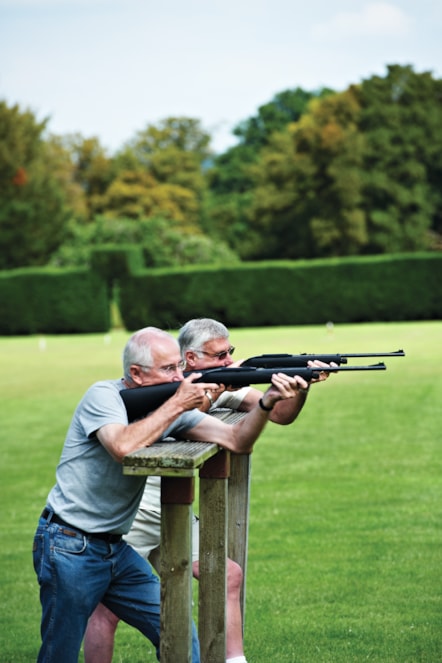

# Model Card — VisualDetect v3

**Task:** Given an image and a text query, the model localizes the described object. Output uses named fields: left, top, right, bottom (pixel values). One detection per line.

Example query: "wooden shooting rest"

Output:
left=122, top=409, right=249, bottom=663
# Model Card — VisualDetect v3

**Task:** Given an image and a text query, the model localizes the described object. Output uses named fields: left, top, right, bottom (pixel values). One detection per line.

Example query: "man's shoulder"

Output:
left=79, top=379, right=125, bottom=406
left=86, top=378, right=124, bottom=394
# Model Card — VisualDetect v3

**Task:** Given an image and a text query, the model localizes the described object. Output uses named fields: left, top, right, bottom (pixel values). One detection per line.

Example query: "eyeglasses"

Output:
left=136, top=360, right=186, bottom=375
left=195, top=346, right=235, bottom=361
left=158, top=360, right=186, bottom=375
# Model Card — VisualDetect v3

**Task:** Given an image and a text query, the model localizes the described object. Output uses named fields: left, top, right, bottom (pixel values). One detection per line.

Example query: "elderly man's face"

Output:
left=186, top=338, right=235, bottom=370
left=133, top=338, right=185, bottom=386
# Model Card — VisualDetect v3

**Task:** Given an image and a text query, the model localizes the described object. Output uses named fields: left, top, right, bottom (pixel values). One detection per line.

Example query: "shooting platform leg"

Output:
left=199, top=450, right=230, bottom=661
left=160, top=476, right=194, bottom=663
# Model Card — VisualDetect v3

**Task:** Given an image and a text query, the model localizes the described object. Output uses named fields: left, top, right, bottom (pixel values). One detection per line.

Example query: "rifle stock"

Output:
left=121, top=363, right=387, bottom=423
left=241, top=349, right=405, bottom=367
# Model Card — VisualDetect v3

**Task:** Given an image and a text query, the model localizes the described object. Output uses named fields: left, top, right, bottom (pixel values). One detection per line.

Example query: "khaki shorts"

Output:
left=124, top=508, right=200, bottom=572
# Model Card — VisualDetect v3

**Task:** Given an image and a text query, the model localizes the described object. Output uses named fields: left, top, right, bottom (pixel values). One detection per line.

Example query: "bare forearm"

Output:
left=241, top=386, right=308, bottom=425
left=230, top=403, right=271, bottom=453
left=269, top=390, right=308, bottom=424
left=126, top=401, right=184, bottom=449
left=99, top=398, right=186, bottom=462
left=187, top=402, right=271, bottom=454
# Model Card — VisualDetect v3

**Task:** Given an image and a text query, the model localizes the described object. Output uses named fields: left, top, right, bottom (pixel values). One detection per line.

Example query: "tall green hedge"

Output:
left=0, top=253, right=439, bottom=335
left=118, top=253, right=441, bottom=330
left=89, top=245, right=145, bottom=286
left=0, top=268, right=110, bottom=335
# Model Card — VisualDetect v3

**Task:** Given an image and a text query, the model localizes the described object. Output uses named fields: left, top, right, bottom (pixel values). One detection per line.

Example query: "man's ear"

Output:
left=184, top=350, right=197, bottom=368
left=129, top=364, right=145, bottom=385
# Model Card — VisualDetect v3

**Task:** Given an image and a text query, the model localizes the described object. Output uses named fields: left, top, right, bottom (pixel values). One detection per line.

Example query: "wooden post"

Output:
left=228, top=454, right=251, bottom=624
left=198, top=450, right=230, bottom=662
left=209, top=409, right=251, bottom=623
left=160, top=476, right=195, bottom=663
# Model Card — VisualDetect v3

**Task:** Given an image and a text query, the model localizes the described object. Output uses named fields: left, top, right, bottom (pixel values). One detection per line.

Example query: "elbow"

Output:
left=104, top=440, right=130, bottom=463
left=231, top=445, right=254, bottom=456
left=222, top=436, right=254, bottom=455
left=269, top=414, right=297, bottom=425
left=110, top=448, right=125, bottom=464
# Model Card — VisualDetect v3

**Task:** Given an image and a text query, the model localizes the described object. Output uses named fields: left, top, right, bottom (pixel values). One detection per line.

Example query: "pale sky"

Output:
left=1, top=0, right=441, bottom=154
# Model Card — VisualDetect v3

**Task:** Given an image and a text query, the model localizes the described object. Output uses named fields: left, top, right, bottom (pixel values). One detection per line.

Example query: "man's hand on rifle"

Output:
left=172, top=373, right=221, bottom=411
left=261, top=372, right=309, bottom=408
left=307, top=359, right=338, bottom=383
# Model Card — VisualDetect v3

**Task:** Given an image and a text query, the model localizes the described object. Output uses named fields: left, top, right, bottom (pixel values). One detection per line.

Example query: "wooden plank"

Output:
left=122, top=413, right=245, bottom=476
left=122, top=440, right=219, bottom=476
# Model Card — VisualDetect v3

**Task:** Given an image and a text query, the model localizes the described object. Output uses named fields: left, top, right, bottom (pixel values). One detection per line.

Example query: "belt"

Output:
left=41, top=509, right=122, bottom=544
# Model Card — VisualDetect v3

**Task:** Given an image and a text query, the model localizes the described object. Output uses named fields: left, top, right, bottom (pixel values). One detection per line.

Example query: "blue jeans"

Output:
left=33, top=514, right=200, bottom=663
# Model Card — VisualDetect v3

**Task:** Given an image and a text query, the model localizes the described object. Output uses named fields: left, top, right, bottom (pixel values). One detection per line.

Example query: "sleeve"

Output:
left=78, top=381, right=128, bottom=438
left=162, top=409, right=207, bottom=439
left=212, top=386, right=251, bottom=410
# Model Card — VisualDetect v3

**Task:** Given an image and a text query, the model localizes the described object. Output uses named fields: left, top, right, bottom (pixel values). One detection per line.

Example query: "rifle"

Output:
left=121, top=363, right=386, bottom=423
left=241, top=349, right=405, bottom=368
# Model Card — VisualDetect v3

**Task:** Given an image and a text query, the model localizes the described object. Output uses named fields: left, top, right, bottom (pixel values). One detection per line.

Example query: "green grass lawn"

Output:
left=0, top=321, right=441, bottom=662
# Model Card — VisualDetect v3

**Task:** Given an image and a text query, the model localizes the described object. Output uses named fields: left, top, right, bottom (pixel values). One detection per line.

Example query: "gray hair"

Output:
left=178, top=318, right=229, bottom=355
left=122, top=326, right=176, bottom=382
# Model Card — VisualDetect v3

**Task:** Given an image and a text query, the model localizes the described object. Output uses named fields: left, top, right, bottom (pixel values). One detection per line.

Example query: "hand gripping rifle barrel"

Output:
left=120, top=362, right=387, bottom=423
left=241, top=349, right=405, bottom=368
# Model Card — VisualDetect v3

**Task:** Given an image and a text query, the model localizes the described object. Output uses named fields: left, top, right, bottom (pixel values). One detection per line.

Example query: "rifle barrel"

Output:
left=242, top=350, right=404, bottom=367
left=189, top=363, right=386, bottom=381
left=336, top=350, right=405, bottom=358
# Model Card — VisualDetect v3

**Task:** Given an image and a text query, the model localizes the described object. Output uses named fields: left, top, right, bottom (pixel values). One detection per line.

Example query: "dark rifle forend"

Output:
left=121, top=363, right=387, bottom=423
left=241, top=349, right=405, bottom=368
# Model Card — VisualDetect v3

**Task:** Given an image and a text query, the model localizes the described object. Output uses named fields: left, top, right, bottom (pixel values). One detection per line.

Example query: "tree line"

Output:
left=1, top=64, right=441, bottom=271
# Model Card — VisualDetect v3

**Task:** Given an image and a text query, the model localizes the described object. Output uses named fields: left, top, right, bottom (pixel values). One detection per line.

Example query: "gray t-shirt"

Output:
left=46, top=379, right=205, bottom=534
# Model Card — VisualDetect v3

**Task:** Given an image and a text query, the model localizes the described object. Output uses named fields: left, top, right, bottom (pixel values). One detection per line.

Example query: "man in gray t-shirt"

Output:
left=34, top=325, right=304, bottom=663
left=84, top=319, right=332, bottom=663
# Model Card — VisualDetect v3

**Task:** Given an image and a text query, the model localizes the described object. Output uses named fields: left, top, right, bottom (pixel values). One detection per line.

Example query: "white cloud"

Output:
left=312, top=2, right=412, bottom=40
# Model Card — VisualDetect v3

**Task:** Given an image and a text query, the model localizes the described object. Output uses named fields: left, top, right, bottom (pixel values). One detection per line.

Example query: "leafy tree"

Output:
left=48, top=216, right=240, bottom=268
left=247, top=89, right=366, bottom=258
left=229, top=65, right=442, bottom=259
left=203, top=87, right=334, bottom=257
left=233, top=87, right=334, bottom=150
left=355, top=64, right=442, bottom=252
left=44, top=136, right=89, bottom=220
left=0, top=102, right=44, bottom=189
left=0, top=101, right=70, bottom=269
left=201, top=190, right=261, bottom=260
left=126, top=116, right=211, bottom=156
left=97, top=170, right=200, bottom=231
left=57, top=134, right=114, bottom=219
left=103, top=117, right=212, bottom=231
left=208, top=88, right=333, bottom=197
left=117, top=117, right=210, bottom=194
